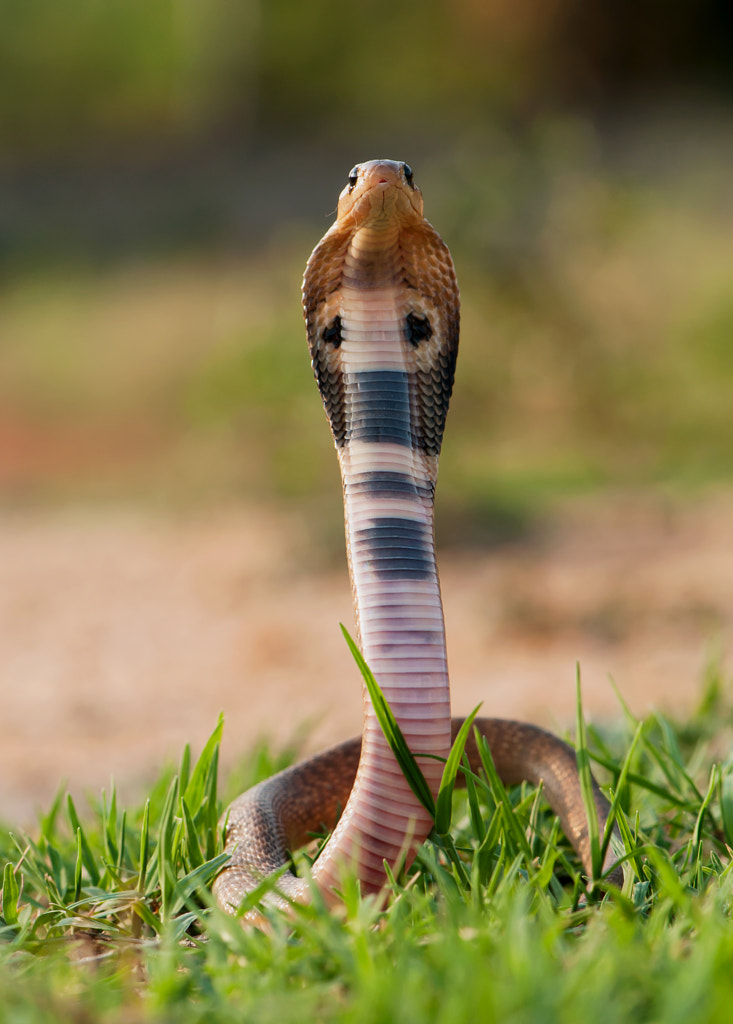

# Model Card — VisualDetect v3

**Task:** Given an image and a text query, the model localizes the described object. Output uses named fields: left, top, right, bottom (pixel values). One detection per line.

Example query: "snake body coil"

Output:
left=214, top=161, right=619, bottom=918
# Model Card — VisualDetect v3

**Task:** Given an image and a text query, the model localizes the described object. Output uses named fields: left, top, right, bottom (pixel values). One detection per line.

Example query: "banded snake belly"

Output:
left=213, top=160, right=620, bottom=918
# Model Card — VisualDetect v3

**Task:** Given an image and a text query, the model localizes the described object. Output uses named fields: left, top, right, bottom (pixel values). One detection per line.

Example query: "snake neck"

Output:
left=307, top=221, right=453, bottom=893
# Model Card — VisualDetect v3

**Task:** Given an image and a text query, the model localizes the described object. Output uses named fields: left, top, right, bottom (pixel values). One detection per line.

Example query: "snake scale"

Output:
left=213, top=160, right=619, bottom=918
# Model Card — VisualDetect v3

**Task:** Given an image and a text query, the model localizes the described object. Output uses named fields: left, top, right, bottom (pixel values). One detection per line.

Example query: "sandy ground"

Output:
left=1, top=493, right=731, bottom=823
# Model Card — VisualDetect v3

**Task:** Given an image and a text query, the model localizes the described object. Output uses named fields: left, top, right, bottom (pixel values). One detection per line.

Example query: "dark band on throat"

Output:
left=352, top=516, right=434, bottom=580
left=347, top=370, right=412, bottom=447
left=347, top=470, right=433, bottom=500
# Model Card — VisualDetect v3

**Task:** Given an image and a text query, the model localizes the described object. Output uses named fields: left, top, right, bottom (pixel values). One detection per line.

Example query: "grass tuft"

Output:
left=1, top=666, right=733, bottom=1021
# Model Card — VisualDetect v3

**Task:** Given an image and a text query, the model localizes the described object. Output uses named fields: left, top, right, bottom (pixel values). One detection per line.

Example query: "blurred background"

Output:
left=1, top=0, right=732, bottom=817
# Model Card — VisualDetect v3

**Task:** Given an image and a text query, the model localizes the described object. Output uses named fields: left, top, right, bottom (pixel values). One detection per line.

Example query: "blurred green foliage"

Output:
left=1, top=0, right=731, bottom=156
left=0, top=0, right=257, bottom=153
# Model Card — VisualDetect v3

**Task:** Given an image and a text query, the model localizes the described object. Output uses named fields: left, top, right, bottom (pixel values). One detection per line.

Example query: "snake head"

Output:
left=337, top=160, right=424, bottom=228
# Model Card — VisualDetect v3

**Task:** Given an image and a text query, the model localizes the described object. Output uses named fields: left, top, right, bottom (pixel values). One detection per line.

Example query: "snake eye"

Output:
left=347, top=165, right=359, bottom=190
left=402, top=163, right=414, bottom=187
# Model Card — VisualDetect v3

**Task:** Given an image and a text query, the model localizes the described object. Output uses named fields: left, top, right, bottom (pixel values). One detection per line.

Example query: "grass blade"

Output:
left=38, top=785, right=66, bottom=849
left=138, top=799, right=150, bottom=894
left=66, top=796, right=100, bottom=886
left=464, top=757, right=487, bottom=847
left=183, top=714, right=224, bottom=828
left=179, top=742, right=191, bottom=797
left=116, top=810, right=127, bottom=875
left=73, top=829, right=83, bottom=904
left=105, top=785, right=119, bottom=865
left=156, top=776, right=180, bottom=922
left=171, top=852, right=230, bottom=916
left=434, top=704, right=482, bottom=835
left=720, top=767, right=733, bottom=847
left=2, top=863, right=20, bottom=926
left=599, top=720, right=643, bottom=871
left=575, top=665, right=602, bottom=881
left=181, top=798, right=205, bottom=871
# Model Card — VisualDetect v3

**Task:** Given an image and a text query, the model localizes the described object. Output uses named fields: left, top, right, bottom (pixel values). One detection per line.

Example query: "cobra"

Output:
left=213, top=160, right=619, bottom=917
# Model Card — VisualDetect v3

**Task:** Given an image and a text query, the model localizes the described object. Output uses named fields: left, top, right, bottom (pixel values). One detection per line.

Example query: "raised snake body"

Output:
left=213, top=160, right=618, bottom=917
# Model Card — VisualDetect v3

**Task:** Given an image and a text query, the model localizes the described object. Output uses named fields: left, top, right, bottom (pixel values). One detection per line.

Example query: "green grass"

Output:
left=1, top=660, right=733, bottom=1023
